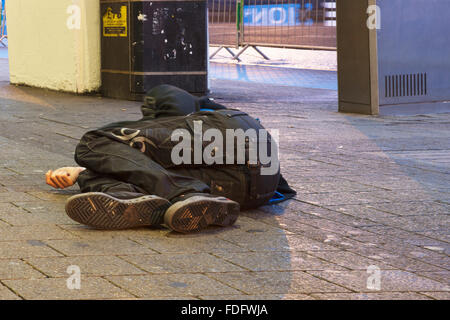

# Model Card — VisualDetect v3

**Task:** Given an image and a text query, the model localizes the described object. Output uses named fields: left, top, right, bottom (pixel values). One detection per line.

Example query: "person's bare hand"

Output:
left=45, top=167, right=85, bottom=189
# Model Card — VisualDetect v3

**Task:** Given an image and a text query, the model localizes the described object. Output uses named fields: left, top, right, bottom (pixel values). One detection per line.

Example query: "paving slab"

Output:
left=310, top=292, right=431, bottom=300
left=307, top=251, right=395, bottom=271
left=0, top=283, right=21, bottom=300
left=307, top=270, right=450, bottom=293
left=0, top=210, right=77, bottom=226
left=106, top=274, right=241, bottom=298
left=199, top=294, right=315, bottom=300
left=207, top=271, right=350, bottom=295
left=45, top=239, right=157, bottom=256
left=0, top=55, right=449, bottom=299
left=419, top=292, right=450, bottom=300
left=0, top=241, right=63, bottom=259
left=3, top=277, right=134, bottom=300
left=216, top=232, right=339, bottom=252
left=346, top=246, right=447, bottom=272
left=214, top=251, right=346, bottom=272
left=0, top=192, right=40, bottom=202
left=0, top=259, right=45, bottom=280
left=0, top=225, right=77, bottom=241
left=415, top=271, right=450, bottom=285
left=132, top=235, right=248, bottom=254
left=120, top=253, right=246, bottom=274
left=25, top=256, right=147, bottom=278
left=58, top=224, right=169, bottom=240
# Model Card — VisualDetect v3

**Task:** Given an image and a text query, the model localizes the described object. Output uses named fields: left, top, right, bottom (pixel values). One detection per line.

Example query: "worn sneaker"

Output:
left=65, top=192, right=171, bottom=230
left=164, top=195, right=240, bottom=233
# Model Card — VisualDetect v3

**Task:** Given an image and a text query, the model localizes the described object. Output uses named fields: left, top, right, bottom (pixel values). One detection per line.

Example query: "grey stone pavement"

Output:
left=0, top=51, right=449, bottom=300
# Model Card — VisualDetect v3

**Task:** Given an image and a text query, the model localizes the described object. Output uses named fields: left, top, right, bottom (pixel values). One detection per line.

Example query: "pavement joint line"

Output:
left=334, top=249, right=422, bottom=272
left=0, top=279, right=24, bottom=300
left=54, top=132, right=81, bottom=141
left=301, top=158, right=343, bottom=167
left=100, top=275, right=140, bottom=299
left=54, top=224, right=83, bottom=240
left=38, top=117, right=89, bottom=129
left=410, top=272, right=450, bottom=285
left=21, top=258, right=50, bottom=279
left=341, top=201, right=445, bottom=218
left=115, top=255, right=161, bottom=274
left=418, top=292, right=446, bottom=300
left=343, top=248, right=450, bottom=273
left=303, top=271, right=359, bottom=293
left=127, top=238, right=162, bottom=254
left=0, top=217, right=12, bottom=226
left=201, top=273, right=250, bottom=296
left=207, top=252, right=253, bottom=273
left=2, top=167, right=23, bottom=175
left=38, top=241, right=69, bottom=258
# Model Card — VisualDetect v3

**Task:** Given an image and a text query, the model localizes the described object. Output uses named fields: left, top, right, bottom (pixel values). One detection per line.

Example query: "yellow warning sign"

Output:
left=103, top=6, right=127, bottom=37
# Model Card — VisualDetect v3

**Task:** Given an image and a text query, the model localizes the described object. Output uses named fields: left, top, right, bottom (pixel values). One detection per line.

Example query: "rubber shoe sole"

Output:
left=65, top=192, right=171, bottom=230
left=164, top=195, right=240, bottom=233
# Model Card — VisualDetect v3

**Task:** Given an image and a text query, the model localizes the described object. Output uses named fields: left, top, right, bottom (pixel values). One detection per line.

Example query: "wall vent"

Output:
left=384, top=73, right=427, bottom=98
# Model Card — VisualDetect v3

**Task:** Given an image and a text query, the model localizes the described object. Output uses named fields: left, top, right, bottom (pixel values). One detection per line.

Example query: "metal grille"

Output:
left=208, top=0, right=336, bottom=50
left=385, top=73, right=428, bottom=98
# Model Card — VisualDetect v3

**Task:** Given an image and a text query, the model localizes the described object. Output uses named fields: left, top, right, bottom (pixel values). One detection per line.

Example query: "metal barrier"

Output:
left=240, top=0, right=336, bottom=49
left=209, top=0, right=336, bottom=60
left=209, top=0, right=239, bottom=47
left=0, top=0, right=7, bottom=47
left=208, top=0, right=243, bottom=60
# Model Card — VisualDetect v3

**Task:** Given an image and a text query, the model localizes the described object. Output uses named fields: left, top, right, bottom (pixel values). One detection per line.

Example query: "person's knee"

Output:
left=74, top=131, right=106, bottom=166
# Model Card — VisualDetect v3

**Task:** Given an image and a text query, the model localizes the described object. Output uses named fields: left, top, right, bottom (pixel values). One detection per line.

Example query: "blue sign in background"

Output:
left=1, top=0, right=6, bottom=35
left=244, top=3, right=314, bottom=26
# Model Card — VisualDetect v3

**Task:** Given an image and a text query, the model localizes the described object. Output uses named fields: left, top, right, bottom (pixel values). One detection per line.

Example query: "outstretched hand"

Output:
left=45, top=167, right=86, bottom=189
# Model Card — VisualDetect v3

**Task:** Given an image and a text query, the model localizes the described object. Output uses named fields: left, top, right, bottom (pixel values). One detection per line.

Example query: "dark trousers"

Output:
left=75, top=129, right=212, bottom=201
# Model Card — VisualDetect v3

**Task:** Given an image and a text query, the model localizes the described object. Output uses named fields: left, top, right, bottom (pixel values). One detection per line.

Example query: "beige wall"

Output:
left=6, top=0, right=101, bottom=93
